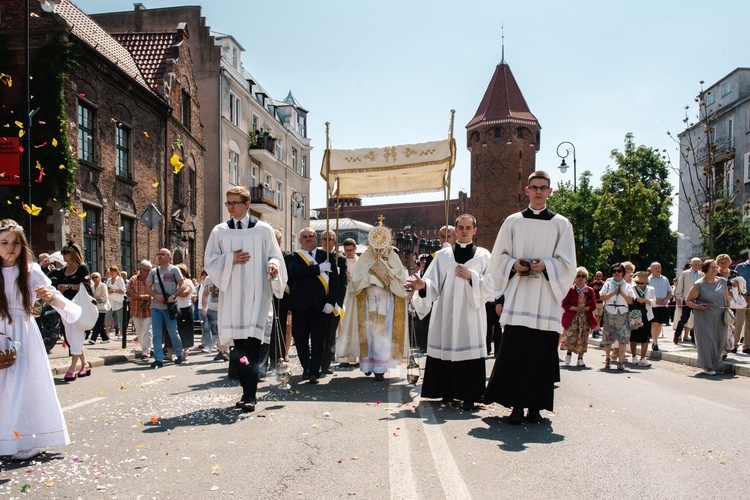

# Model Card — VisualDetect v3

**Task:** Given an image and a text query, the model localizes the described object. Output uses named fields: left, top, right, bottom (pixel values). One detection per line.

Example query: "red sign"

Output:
left=0, top=137, right=21, bottom=186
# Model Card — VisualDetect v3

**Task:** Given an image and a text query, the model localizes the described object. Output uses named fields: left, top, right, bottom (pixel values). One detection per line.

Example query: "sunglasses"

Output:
left=612, top=270, right=624, bottom=274
left=575, top=274, right=587, bottom=278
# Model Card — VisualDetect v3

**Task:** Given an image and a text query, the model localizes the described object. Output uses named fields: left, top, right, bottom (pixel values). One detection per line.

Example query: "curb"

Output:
left=50, top=352, right=138, bottom=375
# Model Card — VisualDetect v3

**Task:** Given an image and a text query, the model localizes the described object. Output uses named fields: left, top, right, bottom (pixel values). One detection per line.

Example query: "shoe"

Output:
left=461, top=401, right=477, bottom=411
left=338, top=362, right=351, bottom=368
left=201, top=348, right=212, bottom=353
left=374, top=373, right=385, bottom=381
left=673, top=335, right=680, bottom=345
left=364, top=371, right=372, bottom=376
left=605, top=357, right=611, bottom=369
left=632, top=355, right=639, bottom=365
left=308, top=377, right=319, bottom=385
left=731, top=347, right=738, bottom=354
left=100, top=340, right=110, bottom=344
left=64, top=371, right=76, bottom=382
left=525, top=409, right=545, bottom=423
left=241, top=402, right=255, bottom=413
left=564, top=354, right=572, bottom=365
left=78, top=368, right=91, bottom=377
left=703, top=369, right=716, bottom=375
left=302, top=371, right=310, bottom=380
left=175, top=356, right=187, bottom=365
left=150, top=360, right=163, bottom=369
left=87, top=340, right=95, bottom=345
left=235, top=399, right=247, bottom=409
left=617, top=361, right=624, bottom=371
left=577, top=358, right=585, bottom=367
left=11, top=448, right=43, bottom=461
left=505, top=408, right=524, bottom=425
left=743, top=348, right=750, bottom=354
left=652, top=344, right=659, bottom=352
left=638, top=358, right=652, bottom=367
left=140, top=355, right=149, bottom=362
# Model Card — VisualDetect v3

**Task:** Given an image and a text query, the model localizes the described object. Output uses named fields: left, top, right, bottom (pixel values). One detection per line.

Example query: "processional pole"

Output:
left=324, top=122, right=332, bottom=264
left=444, top=109, right=456, bottom=231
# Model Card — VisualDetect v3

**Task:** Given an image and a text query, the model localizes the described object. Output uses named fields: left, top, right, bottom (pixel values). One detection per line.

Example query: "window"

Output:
left=232, top=46, right=239, bottom=69
left=292, top=148, right=298, bottom=172
left=228, top=149, right=239, bottom=185
left=275, top=138, right=283, bottom=160
left=181, top=90, right=191, bottom=130
left=77, top=102, right=95, bottom=163
left=298, top=115, right=307, bottom=137
left=115, top=125, right=130, bottom=178
left=276, top=180, right=283, bottom=209
left=189, top=168, right=197, bottom=214
left=264, top=173, right=272, bottom=188
left=251, top=160, right=259, bottom=187
left=516, top=128, right=524, bottom=139
left=494, top=128, right=502, bottom=138
left=252, top=113, right=259, bottom=132
left=229, top=92, right=241, bottom=127
left=120, top=216, right=133, bottom=276
left=724, top=159, right=735, bottom=196
left=301, top=155, right=307, bottom=178
left=744, top=152, right=750, bottom=183
left=83, top=206, right=99, bottom=273
left=301, top=194, right=307, bottom=220
left=721, top=80, right=733, bottom=97
left=728, top=118, right=734, bottom=149
left=705, top=92, right=715, bottom=106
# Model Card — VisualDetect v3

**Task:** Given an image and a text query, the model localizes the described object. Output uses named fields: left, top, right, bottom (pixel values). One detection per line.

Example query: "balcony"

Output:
left=248, top=131, right=277, bottom=162
left=249, top=185, right=279, bottom=214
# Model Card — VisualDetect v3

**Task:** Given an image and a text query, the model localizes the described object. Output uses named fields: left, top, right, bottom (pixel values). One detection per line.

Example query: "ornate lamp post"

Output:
left=289, top=191, right=303, bottom=251
left=556, top=141, right=577, bottom=192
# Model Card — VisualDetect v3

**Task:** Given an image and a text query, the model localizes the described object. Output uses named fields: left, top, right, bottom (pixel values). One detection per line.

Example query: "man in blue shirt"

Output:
left=734, top=251, right=750, bottom=353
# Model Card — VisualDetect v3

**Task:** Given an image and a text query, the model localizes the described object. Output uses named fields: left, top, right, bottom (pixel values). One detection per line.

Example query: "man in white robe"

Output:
left=484, top=170, right=576, bottom=424
left=204, top=187, right=286, bottom=412
left=337, top=227, right=408, bottom=381
left=409, top=214, right=494, bottom=410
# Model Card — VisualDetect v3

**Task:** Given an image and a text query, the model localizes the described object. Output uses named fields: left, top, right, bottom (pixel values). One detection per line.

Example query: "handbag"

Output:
left=156, top=268, right=181, bottom=320
left=0, top=332, right=17, bottom=370
left=628, top=309, right=644, bottom=330
left=723, top=308, right=735, bottom=327
left=73, top=284, right=99, bottom=330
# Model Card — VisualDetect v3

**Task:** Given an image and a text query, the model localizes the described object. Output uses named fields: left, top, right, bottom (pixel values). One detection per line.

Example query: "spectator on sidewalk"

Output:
left=733, top=250, right=750, bottom=354
left=128, top=260, right=153, bottom=362
left=674, top=258, right=703, bottom=344
left=104, top=266, right=126, bottom=337
left=648, top=262, right=672, bottom=351
left=630, top=271, right=654, bottom=367
left=560, top=267, right=597, bottom=368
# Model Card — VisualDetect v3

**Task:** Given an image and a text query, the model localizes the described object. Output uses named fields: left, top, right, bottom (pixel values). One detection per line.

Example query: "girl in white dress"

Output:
left=0, top=220, right=81, bottom=460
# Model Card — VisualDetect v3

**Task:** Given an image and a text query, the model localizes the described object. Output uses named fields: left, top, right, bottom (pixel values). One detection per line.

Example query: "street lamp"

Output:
left=556, top=141, right=577, bottom=192
left=289, top=191, right=303, bottom=251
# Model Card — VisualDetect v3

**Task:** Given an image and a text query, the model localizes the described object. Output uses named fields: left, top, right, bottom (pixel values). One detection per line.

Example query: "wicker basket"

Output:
left=0, top=332, right=16, bottom=370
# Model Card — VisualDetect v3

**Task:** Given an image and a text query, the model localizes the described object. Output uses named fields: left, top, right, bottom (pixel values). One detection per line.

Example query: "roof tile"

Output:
left=466, top=62, right=538, bottom=129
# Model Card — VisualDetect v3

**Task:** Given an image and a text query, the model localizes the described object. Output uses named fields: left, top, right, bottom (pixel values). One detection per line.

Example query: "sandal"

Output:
left=78, top=368, right=91, bottom=377
left=605, top=357, right=611, bottom=369
left=64, top=371, right=77, bottom=382
left=617, top=361, right=624, bottom=371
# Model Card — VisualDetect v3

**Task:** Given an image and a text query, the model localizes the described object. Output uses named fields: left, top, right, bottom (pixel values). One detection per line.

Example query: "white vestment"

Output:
left=337, top=248, right=408, bottom=371
left=412, top=246, right=494, bottom=361
left=491, top=211, right=576, bottom=332
left=0, top=264, right=81, bottom=455
left=204, top=220, right=286, bottom=346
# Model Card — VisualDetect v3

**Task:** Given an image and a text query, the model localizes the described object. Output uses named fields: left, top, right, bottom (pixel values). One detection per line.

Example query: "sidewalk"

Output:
left=47, top=324, right=750, bottom=377
left=588, top=323, right=750, bottom=377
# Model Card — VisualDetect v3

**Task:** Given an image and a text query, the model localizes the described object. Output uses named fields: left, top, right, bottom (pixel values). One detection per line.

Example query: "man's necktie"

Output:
left=236, top=220, right=242, bottom=230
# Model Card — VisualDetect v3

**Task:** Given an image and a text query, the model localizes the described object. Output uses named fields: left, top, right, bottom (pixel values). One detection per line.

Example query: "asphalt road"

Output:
left=1, top=348, right=748, bottom=499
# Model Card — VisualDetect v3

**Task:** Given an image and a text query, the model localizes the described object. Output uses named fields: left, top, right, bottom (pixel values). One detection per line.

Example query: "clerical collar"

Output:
left=528, top=205, right=547, bottom=215
left=457, top=242, right=473, bottom=248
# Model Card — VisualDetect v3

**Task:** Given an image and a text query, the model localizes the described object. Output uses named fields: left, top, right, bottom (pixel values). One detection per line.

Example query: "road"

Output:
left=1, top=348, right=748, bottom=499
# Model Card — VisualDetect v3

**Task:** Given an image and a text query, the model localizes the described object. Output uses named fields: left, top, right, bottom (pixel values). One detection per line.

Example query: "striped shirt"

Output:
left=128, top=275, right=151, bottom=319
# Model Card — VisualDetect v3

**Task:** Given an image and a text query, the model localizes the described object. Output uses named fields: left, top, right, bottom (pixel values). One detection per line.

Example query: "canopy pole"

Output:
left=445, top=109, right=455, bottom=231
left=325, top=122, right=332, bottom=264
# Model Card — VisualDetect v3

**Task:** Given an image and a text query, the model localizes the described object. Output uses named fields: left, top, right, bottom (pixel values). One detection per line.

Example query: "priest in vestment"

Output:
left=337, top=226, right=408, bottom=381
left=484, top=171, right=576, bottom=424
left=204, top=187, right=287, bottom=413
left=409, top=215, right=494, bottom=411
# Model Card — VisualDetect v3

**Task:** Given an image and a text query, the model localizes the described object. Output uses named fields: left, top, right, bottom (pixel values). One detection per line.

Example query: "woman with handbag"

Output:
left=560, top=267, right=597, bottom=367
left=600, top=263, right=634, bottom=370
left=104, top=265, right=126, bottom=337
left=89, top=272, right=110, bottom=344
left=685, top=259, right=731, bottom=375
left=717, top=254, right=744, bottom=353
left=0, top=219, right=81, bottom=460
left=629, top=272, right=655, bottom=367
left=49, top=241, right=92, bottom=381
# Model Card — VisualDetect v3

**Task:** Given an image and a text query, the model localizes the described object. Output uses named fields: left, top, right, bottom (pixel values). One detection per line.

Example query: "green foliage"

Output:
left=707, top=205, right=750, bottom=260
left=0, top=38, right=78, bottom=220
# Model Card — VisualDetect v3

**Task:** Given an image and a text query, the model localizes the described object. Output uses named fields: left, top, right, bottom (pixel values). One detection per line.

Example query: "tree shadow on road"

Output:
left=468, top=416, right=565, bottom=452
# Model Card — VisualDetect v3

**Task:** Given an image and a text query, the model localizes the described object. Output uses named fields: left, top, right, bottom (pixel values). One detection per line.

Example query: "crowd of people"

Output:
left=3, top=171, right=749, bottom=460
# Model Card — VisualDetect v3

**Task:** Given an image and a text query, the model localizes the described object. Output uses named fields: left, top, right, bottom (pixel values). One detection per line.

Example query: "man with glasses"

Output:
left=204, top=186, right=287, bottom=412
left=319, top=230, right=347, bottom=375
left=484, top=171, right=576, bottom=424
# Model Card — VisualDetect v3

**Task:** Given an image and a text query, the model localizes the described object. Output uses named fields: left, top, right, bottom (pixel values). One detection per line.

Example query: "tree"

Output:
left=594, top=134, right=674, bottom=273
left=668, top=81, right=739, bottom=257
left=548, top=170, right=603, bottom=273
left=711, top=207, right=750, bottom=260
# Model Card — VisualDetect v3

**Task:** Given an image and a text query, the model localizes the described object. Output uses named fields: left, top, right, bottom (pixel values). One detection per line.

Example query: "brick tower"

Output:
left=466, top=58, right=541, bottom=249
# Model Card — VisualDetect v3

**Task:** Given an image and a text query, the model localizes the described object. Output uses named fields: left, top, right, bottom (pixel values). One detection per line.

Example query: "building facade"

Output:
left=677, top=68, right=750, bottom=267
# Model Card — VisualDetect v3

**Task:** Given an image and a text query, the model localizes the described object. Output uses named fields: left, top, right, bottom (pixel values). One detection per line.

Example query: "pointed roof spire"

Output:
left=501, top=24, right=504, bottom=65
left=466, top=61, right=539, bottom=130
left=284, top=90, right=308, bottom=112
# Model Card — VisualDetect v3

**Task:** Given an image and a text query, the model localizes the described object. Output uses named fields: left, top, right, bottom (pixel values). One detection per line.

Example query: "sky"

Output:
left=72, top=0, right=750, bottom=227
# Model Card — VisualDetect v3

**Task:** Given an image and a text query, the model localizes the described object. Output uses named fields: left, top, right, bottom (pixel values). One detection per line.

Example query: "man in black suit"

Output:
left=286, top=227, right=339, bottom=384
left=319, top=230, right=347, bottom=375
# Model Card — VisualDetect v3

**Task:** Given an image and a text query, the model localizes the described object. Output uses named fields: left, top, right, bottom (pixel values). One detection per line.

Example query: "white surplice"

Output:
left=204, top=220, right=287, bottom=346
left=0, top=264, right=81, bottom=456
left=412, top=246, right=494, bottom=361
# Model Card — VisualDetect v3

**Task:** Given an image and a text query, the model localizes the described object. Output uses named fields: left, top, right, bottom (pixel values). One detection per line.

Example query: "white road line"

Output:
left=61, top=396, right=106, bottom=412
left=687, top=394, right=740, bottom=412
left=417, top=399, right=472, bottom=500
left=388, top=375, right=419, bottom=500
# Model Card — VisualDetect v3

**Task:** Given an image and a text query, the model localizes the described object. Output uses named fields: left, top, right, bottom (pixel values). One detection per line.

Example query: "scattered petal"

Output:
left=13, top=429, right=20, bottom=438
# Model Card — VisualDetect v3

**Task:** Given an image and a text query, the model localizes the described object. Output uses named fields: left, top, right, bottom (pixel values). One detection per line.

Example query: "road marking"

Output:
left=140, top=375, right=177, bottom=386
left=62, top=397, right=106, bottom=412
left=687, top=394, right=739, bottom=412
left=388, top=378, right=419, bottom=500
left=417, top=400, right=472, bottom=500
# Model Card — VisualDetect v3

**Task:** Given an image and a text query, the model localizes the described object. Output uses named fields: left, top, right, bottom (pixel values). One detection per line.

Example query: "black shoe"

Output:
left=241, top=402, right=256, bottom=413
left=461, top=401, right=477, bottom=411
left=374, top=373, right=385, bottom=381
left=525, top=409, right=545, bottom=423
left=731, top=347, right=738, bottom=354
left=364, top=371, right=372, bottom=376
left=652, top=344, right=660, bottom=352
left=302, top=371, right=310, bottom=380
left=743, top=348, right=750, bottom=354
left=150, top=360, right=163, bottom=368
left=175, top=356, right=187, bottom=365
left=308, top=377, right=319, bottom=385
left=337, top=362, right=351, bottom=368
left=235, top=399, right=245, bottom=409
left=505, top=408, right=524, bottom=425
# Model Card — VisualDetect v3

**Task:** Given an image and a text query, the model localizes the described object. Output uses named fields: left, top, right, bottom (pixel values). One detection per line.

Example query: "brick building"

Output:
left=314, top=58, right=539, bottom=251
left=0, top=0, right=204, bottom=276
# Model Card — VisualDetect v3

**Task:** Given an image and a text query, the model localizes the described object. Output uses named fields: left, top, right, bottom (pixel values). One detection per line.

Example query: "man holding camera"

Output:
left=147, top=248, right=188, bottom=368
